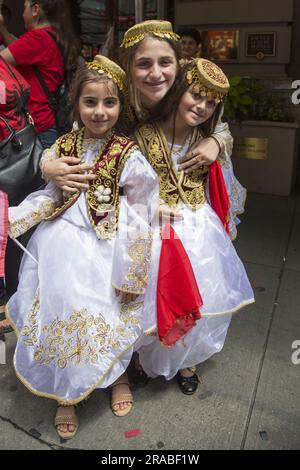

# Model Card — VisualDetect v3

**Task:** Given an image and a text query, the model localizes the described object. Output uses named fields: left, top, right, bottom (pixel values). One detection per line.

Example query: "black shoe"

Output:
left=0, top=311, right=13, bottom=334
left=130, top=367, right=150, bottom=388
left=176, top=371, right=200, bottom=395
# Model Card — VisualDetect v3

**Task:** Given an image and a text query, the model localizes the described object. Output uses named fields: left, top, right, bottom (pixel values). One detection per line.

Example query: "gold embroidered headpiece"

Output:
left=120, top=20, right=180, bottom=48
left=86, top=55, right=126, bottom=93
left=186, top=58, right=230, bottom=104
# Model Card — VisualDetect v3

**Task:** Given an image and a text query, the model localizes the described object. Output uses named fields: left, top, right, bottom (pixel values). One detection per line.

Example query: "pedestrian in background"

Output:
left=177, top=28, right=202, bottom=60
left=0, top=0, right=79, bottom=148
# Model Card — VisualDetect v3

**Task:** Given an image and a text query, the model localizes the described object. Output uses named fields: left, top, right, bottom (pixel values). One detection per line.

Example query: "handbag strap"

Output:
left=33, top=65, right=57, bottom=111
left=0, top=116, right=14, bottom=135
left=45, top=30, right=65, bottom=61
left=0, top=116, right=23, bottom=155
left=33, top=29, right=64, bottom=112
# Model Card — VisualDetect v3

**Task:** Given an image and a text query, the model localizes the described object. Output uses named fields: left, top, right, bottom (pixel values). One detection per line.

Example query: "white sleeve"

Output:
left=8, top=182, right=63, bottom=239
left=39, top=142, right=58, bottom=181
left=211, top=109, right=233, bottom=162
left=206, top=124, right=247, bottom=240
left=111, top=149, right=159, bottom=295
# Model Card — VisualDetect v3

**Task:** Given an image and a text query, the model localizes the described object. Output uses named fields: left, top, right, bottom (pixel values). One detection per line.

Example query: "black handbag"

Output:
left=0, top=116, right=44, bottom=204
left=0, top=57, right=44, bottom=205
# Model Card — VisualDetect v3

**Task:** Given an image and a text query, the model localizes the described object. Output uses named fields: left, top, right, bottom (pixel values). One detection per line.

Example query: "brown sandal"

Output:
left=54, top=404, right=78, bottom=440
left=111, top=374, right=133, bottom=417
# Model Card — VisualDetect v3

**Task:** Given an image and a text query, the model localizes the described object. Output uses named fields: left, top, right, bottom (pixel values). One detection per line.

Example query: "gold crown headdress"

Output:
left=186, top=58, right=230, bottom=104
left=120, top=20, right=180, bottom=48
left=86, top=55, right=126, bottom=93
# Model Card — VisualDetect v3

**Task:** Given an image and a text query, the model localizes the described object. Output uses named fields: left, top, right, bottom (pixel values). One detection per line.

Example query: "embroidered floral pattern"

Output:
left=9, top=200, right=58, bottom=239
left=94, top=185, right=112, bottom=204
left=21, top=291, right=143, bottom=369
left=135, top=123, right=208, bottom=209
left=118, top=234, right=152, bottom=295
left=42, top=130, right=138, bottom=240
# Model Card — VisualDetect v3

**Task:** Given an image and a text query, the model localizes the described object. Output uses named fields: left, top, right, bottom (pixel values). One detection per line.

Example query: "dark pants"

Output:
left=0, top=277, right=7, bottom=305
left=38, top=126, right=58, bottom=149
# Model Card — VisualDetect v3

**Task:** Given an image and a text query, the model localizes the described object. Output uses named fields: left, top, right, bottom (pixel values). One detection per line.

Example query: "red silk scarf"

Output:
left=157, top=224, right=202, bottom=347
left=209, top=160, right=230, bottom=235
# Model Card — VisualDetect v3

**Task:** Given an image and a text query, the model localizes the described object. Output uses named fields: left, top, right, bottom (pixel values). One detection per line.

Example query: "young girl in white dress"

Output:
left=6, top=56, right=158, bottom=438
left=134, top=58, right=255, bottom=393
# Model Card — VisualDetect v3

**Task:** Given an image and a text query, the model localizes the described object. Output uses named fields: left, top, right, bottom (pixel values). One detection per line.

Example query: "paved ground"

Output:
left=0, top=191, right=299, bottom=450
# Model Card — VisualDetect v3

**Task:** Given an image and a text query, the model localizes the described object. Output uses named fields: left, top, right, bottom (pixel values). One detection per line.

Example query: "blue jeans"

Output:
left=38, top=126, right=58, bottom=149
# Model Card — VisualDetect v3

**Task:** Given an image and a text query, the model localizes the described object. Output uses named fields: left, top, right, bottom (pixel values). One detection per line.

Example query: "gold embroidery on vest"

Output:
left=135, top=123, right=207, bottom=209
left=86, top=136, right=138, bottom=240
left=44, top=130, right=138, bottom=239
left=44, top=132, right=81, bottom=221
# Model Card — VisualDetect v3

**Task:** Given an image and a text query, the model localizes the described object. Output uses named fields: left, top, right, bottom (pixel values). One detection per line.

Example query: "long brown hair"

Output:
left=29, top=0, right=79, bottom=71
left=151, top=61, right=224, bottom=138
left=69, top=63, right=126, bottom=133
left=119, top=35, right=181, bottom=121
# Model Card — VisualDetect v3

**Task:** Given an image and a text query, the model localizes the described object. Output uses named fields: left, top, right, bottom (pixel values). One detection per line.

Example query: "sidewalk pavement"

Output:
left=0, top=191, right=299, bottom=450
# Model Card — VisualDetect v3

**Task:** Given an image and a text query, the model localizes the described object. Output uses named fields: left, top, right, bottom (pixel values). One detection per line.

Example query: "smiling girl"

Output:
left=134, top=58, right=254, bottom=393
left=6, top=56, right=158, bottom=438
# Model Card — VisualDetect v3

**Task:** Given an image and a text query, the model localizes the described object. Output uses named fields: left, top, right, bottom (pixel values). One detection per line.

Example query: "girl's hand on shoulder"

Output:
left=43, top=157, right=96, bottom=193
left=115, top=289, right=139, bottom=304
left=178, top=137, right=220, bottom=174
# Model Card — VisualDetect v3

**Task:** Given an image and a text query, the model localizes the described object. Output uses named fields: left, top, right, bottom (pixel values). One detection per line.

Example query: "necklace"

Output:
left=76, top=127, right=114, bottom=168
left=171, top=131, right=193, bottom=161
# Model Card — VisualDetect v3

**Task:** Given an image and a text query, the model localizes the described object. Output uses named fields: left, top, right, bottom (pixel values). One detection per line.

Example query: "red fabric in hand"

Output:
left=157, top=224, right=202, bottom=347
left=209, top=160, right=230, bottom=235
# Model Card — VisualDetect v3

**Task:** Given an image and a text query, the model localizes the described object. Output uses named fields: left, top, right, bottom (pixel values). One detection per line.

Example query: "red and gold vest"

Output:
left=45, top=130, right=138, bottom=239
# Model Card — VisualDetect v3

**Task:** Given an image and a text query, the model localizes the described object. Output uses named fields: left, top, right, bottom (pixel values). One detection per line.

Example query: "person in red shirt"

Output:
left=0, top=0, right=79, bottom=148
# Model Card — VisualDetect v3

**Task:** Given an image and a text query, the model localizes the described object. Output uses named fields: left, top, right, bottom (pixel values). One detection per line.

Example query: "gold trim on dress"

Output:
left=9, top=200, right=58, bottom=239
left=113, top=232, right=152, bottom=295
left=8, top=293, right=144, bottom=405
